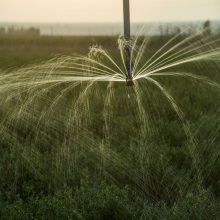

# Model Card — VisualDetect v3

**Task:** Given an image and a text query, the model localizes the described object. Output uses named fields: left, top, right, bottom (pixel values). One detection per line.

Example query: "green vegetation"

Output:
left=1, top=186, right=220, bottom=220
left=0, top=35, right=118, bottom=69
left=0, top=34, right=220, bottom=219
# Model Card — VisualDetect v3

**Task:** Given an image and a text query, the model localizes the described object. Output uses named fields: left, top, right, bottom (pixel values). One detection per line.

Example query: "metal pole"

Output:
left=123, top=0, right=134, bottom=86
left=123, top=0, right=130, bottom=40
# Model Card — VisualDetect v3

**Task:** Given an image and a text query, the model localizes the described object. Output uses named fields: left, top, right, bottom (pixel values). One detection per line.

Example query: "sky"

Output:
left=0, top=0, right=220, bottom=23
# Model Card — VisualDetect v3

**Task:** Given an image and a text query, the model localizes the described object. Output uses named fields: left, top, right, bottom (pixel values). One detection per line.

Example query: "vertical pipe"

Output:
left=123, top=0, right=130, bottom=40
left=123, top=0, right=134, bottom=86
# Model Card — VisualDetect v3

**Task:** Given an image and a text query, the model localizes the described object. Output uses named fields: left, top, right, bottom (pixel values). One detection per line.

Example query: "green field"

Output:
left=0, top=34, right=220, bottom=219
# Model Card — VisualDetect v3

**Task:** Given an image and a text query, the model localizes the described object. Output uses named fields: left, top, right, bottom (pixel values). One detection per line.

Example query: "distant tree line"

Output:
left=0, top=26, right=40, bottom=36
left=0, top=20, right=217, bottom=37
left=158, top=20, right=214, bottom=36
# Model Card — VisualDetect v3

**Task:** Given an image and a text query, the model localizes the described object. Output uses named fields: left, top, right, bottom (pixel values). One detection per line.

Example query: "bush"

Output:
left=0, top=185, right=219, bottom=220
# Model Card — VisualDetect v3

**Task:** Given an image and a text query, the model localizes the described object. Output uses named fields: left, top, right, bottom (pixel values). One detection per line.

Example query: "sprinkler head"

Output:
left=126, top=66, right=134, bottom=86
left=125, top=62, right=134, bottom=85
left=126, top=78, right=134, bottom=86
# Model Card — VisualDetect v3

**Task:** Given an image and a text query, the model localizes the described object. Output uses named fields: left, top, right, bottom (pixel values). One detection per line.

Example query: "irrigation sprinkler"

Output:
left=123, top=0, right=134, bottom=86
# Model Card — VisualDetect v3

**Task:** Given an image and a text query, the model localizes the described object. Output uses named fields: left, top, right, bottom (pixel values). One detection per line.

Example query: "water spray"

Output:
left=123, top=0, right=134, bottom=86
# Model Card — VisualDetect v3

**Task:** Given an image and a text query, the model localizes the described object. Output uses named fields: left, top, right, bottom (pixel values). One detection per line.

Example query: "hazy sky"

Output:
left=0, top=0, right=220, bottom=23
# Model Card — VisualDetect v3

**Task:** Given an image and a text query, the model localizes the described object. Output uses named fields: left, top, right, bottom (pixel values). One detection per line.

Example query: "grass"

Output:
left=1, top=186, right=220, bottom=220
left=0, top=35, right=119, bottom=69
left=0, top=33, right=220, bottom=219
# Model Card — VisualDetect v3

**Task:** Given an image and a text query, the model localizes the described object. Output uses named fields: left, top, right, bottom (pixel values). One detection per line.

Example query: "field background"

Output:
left=0, top=32, right=220, bottom=219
